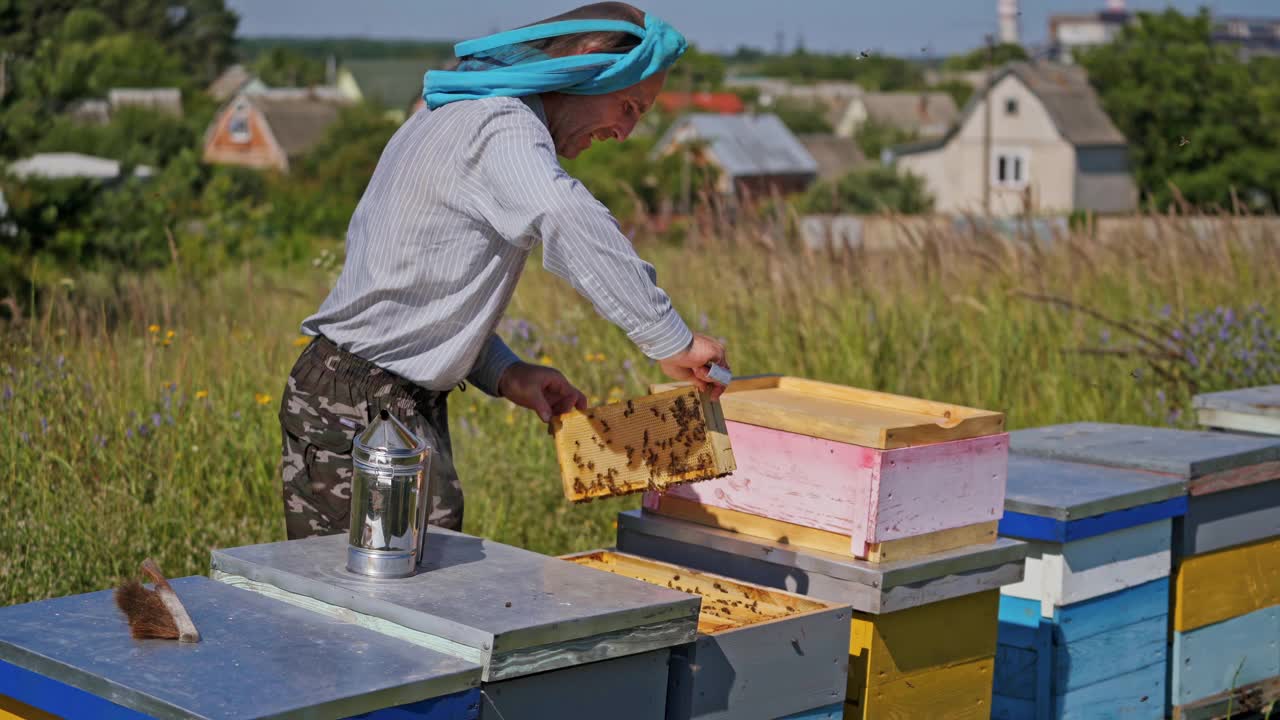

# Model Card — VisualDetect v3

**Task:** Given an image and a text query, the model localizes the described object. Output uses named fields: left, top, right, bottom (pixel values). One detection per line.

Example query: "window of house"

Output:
left=229, top=104, right=251, bottom=144
left=992, top=148, right=1029, bottom=189
left=1005, top=98, right=1019, bottom=115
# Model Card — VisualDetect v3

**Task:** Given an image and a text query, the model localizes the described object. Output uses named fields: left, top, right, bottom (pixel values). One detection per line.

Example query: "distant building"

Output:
left=885, top=62, right=1137, bottom=217
left=336, top=59, right=431, bottom=121
left=202, top=89, right=353, bottom=173
left=654, top=92, right=745, bottom=115
left=797, top=134, right=867, bottom=181
left=835, top=92, right=959, bottom=140
left=66, top=99, right=111, bottom=126
left=108, top=88, right=183, bottom=118
left=653, top=113, right=819, bottom=200
left=207, top=64, right=265, bottom=101
left=6, top=152, right=154, bottom=180
left=1048, top=5, right=1131, bottom=64
left=1211, top=16, right=1280, bottom=60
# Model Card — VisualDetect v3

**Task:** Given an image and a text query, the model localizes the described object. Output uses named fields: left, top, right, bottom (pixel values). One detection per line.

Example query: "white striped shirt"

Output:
left=300, top=95, right=692, bottom=396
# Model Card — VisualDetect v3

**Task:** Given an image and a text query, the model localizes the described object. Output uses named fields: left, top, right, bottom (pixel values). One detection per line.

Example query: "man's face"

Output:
left=545, top=71, right=666, bottom=159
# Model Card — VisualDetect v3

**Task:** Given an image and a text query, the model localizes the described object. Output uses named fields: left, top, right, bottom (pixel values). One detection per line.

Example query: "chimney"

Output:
left=998, top=0, right=1020, bottom=45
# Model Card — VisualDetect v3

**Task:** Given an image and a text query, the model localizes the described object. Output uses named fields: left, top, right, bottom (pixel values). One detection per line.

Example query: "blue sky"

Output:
left=226, top=0, right=1274, bottom=56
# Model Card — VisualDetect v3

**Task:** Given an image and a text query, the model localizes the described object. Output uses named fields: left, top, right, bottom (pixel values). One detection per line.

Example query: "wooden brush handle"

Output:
left=140, top=558, right=201, bottom=643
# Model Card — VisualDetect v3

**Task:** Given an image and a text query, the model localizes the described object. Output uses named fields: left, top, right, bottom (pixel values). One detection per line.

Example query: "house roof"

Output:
left=7, top=152, right=154, bottom=180
left=655, top=92, right=744, bottom=115
left=245, top=93, right=348, bottom=158
left=108, top=88, right=183, bottom=117
left=342, top=59, right=429, bottom=109
left=798, top=134, right=867, bottom=180
left=891, top=61, right=1127, bottom=157
left=656, top=113, right=819, bottom=178
left=208, top=64, right=253, bottom=101
left=856, top=92, right=958, bottom=136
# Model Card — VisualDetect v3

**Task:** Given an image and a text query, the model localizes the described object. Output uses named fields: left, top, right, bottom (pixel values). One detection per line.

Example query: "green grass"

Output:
left=2, top=218, right=1279, bottom=606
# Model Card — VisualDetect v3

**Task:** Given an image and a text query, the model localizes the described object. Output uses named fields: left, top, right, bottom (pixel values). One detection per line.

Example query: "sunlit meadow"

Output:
left=3, top=216, right=1279, bottom=605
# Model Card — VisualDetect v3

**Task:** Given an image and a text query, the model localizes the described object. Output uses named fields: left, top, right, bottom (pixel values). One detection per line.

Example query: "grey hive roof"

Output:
left=661, top=113, right=818, bottom=178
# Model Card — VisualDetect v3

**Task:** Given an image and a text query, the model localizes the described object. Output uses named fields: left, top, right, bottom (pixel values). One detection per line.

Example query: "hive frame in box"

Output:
left=560, top=549, right=850, bottom=720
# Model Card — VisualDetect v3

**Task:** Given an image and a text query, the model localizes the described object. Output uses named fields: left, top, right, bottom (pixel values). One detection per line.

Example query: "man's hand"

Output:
left=658, top=333, right=730, bottom=400
left=497, top=361, right=589, bottom=423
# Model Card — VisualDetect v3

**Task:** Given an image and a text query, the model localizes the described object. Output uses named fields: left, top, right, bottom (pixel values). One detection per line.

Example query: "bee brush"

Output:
left=114, top=558, right=201, bottom=643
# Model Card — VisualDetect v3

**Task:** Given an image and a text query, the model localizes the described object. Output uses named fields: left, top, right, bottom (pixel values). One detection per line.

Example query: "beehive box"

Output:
left=616, top=509, right=1028, bottom=720
left=560, top=550, right=849, bottom=720
left=1193, top=384, right=1280, bottom=436
left=644, top=376, right=1008, bottom=559
left=992, top=455, right=1189, bottom=719
left=1169, top=535, right=1280, bottom=718
left=0, top=576, right=483, bottom=720
left=551, top=386, right=735, bottom=503
left=211, top=526, right=701, bottom=720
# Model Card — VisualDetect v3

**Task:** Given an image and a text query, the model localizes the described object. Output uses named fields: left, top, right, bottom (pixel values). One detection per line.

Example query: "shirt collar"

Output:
left=521, top=95, right=550, bottom=128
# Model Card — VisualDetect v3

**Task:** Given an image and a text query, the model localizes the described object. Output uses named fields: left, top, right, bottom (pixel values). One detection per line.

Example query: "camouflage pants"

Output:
left=278, top=335, right=463, bottom=540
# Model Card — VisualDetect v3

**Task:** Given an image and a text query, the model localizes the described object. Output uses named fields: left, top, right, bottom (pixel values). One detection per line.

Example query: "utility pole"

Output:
left=983, top=33, right=994, bottom=217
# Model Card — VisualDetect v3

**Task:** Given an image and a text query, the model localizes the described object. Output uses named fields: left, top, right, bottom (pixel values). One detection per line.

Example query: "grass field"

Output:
left=3, top=216, right=1279, bottom=606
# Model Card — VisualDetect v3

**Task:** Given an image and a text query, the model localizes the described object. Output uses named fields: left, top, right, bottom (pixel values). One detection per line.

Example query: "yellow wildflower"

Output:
left=161, top=339, right=172, bottom=347
left=594, top=352, right=607, bottom=362
left=608, top=386, right=624, bottom=399
left=505, top=412, right=515, bottom=425
left=589, top=395, right=600, bottom=406
left=148, top=324, right=160, bottom=334
left=583, top=351, right=593, bottom=362
left=539, top=355, right=553, bottom=365
left=255, top=393, right=272, bottom=405
left=195, top=390, right=209, bottom=400
left=165, top=330, right=176, bottom=340
left=292, top=336, right=311, bottom=347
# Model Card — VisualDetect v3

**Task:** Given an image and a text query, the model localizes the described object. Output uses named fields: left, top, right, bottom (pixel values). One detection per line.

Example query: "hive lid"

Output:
left=650, top=375, right=1004, bottom=449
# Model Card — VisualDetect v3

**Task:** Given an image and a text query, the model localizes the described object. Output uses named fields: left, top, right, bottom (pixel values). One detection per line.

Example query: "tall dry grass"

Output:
left=2, top=212, right=1278, bottom=605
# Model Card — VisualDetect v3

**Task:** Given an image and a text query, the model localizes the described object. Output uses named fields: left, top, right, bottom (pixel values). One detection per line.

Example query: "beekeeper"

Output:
left=277, top=2, right=728, bottom=540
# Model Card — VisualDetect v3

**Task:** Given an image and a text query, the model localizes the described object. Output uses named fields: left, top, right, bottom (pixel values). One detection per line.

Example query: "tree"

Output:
left=770, top=97, right=832, bottom=134
left=944, top=43, right=1027, bottom=71
left=666, top=45, right=727, bottom=91
left=1078, top=9, right=1280, bottom=212
left=755, top=50, right=926, bottom=92
left=796, top=166, right=934, bottom=215
left=855, top=119, right=919, bottom=162
left=251, top=47, right=327, bottom=87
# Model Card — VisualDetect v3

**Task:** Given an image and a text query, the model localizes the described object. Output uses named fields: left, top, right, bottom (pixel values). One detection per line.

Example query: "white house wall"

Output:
left=898, top=74, right=1077, bottom=217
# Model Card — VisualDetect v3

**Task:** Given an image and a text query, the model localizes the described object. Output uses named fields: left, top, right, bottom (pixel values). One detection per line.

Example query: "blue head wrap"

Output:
left=423, top=14, right=687, bottom=110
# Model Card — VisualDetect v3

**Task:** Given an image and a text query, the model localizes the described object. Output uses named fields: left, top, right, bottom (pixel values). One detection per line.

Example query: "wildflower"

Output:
left=595, top=352, right=606, bottom=362
left=2, top=385, right=11, bottom=401
left=232, top=411, right=242, bottom=420
left=699, top=312, right=709, bottom=330
left=622, top=359, right=632, bottom=371
left=255, top=393, right=272, bottom=405
left=539, top=355, right=553, bottom=365
left=56, top=355, right=65, bottom=370
left=293, top=336, right=311, bottom=347
left=166, top=330, right=176, bottom=340
left=148, top=324, right=160, bottom=334
left=195, top=390, right=209, bottom=400
left=19, top=432, right=30, bottom=444
left=589, top=395, right=600, bottom=406
left=151, top=413, right=162, bottom=428
left=1098, top=329, right=1110, bottom=345
left=40, top=417, right=48, bottom=433
left=96, top=435, right=107, bottom=448
left=161, top=339, right=172, bottom=347
left=125, top=428, right=133, bottom=439
left=505, top=412, right=515, bottom=425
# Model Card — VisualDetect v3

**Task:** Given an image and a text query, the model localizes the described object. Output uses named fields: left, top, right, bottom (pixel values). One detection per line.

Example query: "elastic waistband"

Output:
left=302, top=334, right=448, bottom=409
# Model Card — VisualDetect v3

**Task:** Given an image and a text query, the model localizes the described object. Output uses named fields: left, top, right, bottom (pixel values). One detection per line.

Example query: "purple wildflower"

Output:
left=515, top=319, right=531, bottom=341
left=151, top=413, right=162, bottom=428
left=40, top=417, right=48, bottom=433
left=126, top=427, right=134, bottom=439
left=232, top=411, right=242, bottom=420
left=95, top=435, right=107, bottom=448
left=1168, top=408, right=1182, bottom=425
left=622, top=359, right=633, bottom=371
left=138, top=423, right=150, bottom=437
left=699, top=313, right=709, bottom=331
left=1099, top=329, right=1111, bottom=344
left=2, top=385, right=11, bottom=401
left=19, top=432, right=30, bottom=444
left=1160, top=304, right=1172, bottom=318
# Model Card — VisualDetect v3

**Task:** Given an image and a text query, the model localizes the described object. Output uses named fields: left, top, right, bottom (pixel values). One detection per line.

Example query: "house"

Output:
left=108, top=88, right=183, bottom=118
left=336, top=59, right=431, bottom=121
left=1049, top=2, right=1132, bottom=64
left=884, top=62, right=1137, bottom=217
left=202, top=89, right=353, bottom=173
left=653, top=113, right=818, bottom=200
left=6, top=152, right=155, bottom=180
left=654, top=92, right=744, bottom=115
left=835, top=92, right=959, bottom=140
left=207, top=64, right=267, bottom=101
left=797, top=134, right=867, bottom=181
left=1212, top=16, right=1280, bottom=60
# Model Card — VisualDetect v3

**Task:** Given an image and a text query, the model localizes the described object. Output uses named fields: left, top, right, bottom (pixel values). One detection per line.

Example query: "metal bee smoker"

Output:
left=347, top=408, right=432, bottom=578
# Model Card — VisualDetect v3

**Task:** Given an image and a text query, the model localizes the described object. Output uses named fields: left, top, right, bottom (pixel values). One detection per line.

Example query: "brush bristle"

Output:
left=115, top=580, right=180, bottom=640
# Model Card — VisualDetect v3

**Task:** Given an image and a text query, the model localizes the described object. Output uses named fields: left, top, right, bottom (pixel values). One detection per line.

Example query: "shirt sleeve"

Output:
left=466, top=332, right=522, bottom=398
left=464, top=101, right=694, bottom=361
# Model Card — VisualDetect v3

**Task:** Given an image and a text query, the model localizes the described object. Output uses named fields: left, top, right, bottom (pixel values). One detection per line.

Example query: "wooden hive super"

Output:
left=551, top=386, right=735, bottom=503
left=560, top=550, right=850, bottom=720
left=991, top=453, right=1189, bottom=720
left=1193, top=384, right=1280, bottom=437
left=1010, top=423, right=1280, bottom=719
left=616, top=509, right=1029, bottom=720
left=644, top=375, right=1009, bottom=561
